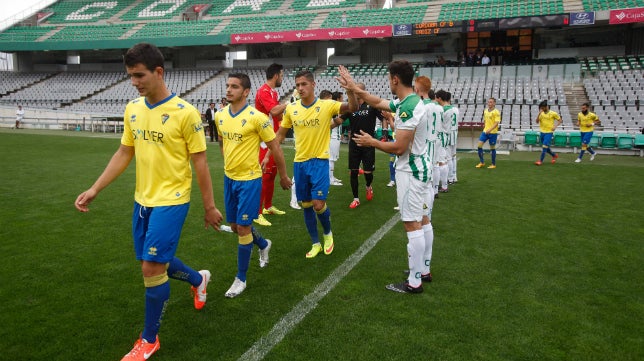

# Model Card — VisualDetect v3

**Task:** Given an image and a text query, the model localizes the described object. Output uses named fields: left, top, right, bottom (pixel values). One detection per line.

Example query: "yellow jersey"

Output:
left=282, top=98, right=342, bottom=162
left=483, top=108, right=501, bottom=134
left=537, top=110, right=561, bottom=133
left=122, top=94, right=206, bottom=207
left=578, top=111, right=599, bottom=132
left=216, top=104, right=275, bottom=181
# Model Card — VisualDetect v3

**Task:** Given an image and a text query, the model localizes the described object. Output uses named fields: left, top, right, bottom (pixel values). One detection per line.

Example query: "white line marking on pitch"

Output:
left=238, top=213, right=401, bottom=361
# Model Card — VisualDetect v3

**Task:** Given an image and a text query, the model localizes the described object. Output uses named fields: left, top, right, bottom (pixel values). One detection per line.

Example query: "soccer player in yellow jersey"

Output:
left=275, top=68, right=358, bottom=258
left=476, top=97, right=501, bottom=169
left=575, top=102, right=600, bottom=163
left=74, top=43, right=223, bottom=361
left=534, top=100, right=562, bottom=165
left=216, top=73, right=291, bottom=298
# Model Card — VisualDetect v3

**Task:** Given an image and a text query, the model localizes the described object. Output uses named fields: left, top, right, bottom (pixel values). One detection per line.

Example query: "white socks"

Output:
left=406, top=229, right=425, bottom=288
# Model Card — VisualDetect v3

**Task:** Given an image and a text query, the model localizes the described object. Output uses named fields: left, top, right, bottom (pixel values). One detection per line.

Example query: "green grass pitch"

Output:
left=0, top=129, right=642, bottom=361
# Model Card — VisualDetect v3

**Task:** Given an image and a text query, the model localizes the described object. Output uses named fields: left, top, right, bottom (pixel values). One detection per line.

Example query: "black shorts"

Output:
left=348, top=141, right=375, bottom=171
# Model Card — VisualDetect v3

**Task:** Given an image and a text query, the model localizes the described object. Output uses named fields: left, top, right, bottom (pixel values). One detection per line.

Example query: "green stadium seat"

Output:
left=634, top=134, right=644, bottom=149
left=553, top=131, right=568, bottom=147
left=568, top=131, right=582, bottom=148
left=589, top=134, right=600, bottom=148
left=617, top=134, right=634, bottom=149
left=599, top=133, right=617, bottom=148
left=524, top=130, right=539, bottom=145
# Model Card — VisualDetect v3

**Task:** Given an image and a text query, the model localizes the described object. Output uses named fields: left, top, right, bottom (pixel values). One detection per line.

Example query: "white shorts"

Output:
left=395, top=171, right=433, bottom=222
left=329, top=139, right=341, bottom=162
left=436, top=145, right=450, bottom=164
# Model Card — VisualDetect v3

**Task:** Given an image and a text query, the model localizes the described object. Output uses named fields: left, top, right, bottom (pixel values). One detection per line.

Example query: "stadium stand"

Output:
left=130, top=20, right=218, bottom=39
left=290, top=0, right=362, bottom=11
left=221, top=14, right=317, bottom=34
left=321, top=6, right=428, bottom=28
left=120, top=0, right=205, bottom=21
left=209, top=0, right=286, bottom=16
left=44, top=0, right=129, bottom=23
left=438, top=0, right=564, bottom=21
left=46, top=24, right=135, bottom=42
left=0, top=26, right=56, bottom=42
left=0, top=72, right=54, bottom=96
left=581, top=0, right=644, bottom=11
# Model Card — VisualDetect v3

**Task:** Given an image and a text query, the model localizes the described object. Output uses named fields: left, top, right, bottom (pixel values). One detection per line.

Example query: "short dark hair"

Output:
left=435, top=89, right=451, bottom=102
left=319, top=90, right=333, bottom=99
left=388, top=60, right=415, bottom=88
left=582, top=102, right=590, bottom=107
left=331, top=91, right=343, bottom=101
left=539, top=100, right=548, bottom=108
left=295, top=69, right=314, bottom=82
left=266, top=63, right=283, bottom=80
left=228, top=73, right=251, bottom=90
left=428, top=89, right=435, bottom=100
left=124, top=43, right=164, bottom=72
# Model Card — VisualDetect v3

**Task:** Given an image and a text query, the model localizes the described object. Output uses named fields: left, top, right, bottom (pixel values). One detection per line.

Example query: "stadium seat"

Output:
left=589, top=134, right=600, bottom=148
left=553, top=131, right=568, bottom=147
left=568, top=131, right=582, bottom=148
left=599, top=133, right=617, bottom=148
left=524, top=130, right=539, bottom=145
left=634, top=134, right=644, bottom=149
left=617, top=133, right=634, bottom=149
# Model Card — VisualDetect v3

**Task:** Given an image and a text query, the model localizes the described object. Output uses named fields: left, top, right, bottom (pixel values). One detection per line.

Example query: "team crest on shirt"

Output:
left=315, top=107, right=320, bottom=113
left=130, top=114, right=137, bottom=123
left=293, top=111, right=298, bottom=115
left=161, top=113, right=170, bottom=124
left=177, top=103, right=185, bottom=109
left=241, top=119, right=247, bottom=127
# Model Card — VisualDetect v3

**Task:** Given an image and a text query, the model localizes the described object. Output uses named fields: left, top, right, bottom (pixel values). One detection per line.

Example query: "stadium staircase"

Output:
left=563, top=82, right=590, bottom=123
left=562, top=0, right=585, bottom=12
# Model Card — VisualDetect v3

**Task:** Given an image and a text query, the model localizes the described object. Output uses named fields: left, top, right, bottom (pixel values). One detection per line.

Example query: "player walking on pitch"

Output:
left=274, top=67, right=358, bottom=258
left=217, top=72, right=291, bottom=298
left=74, top=43, right=223, bottom=361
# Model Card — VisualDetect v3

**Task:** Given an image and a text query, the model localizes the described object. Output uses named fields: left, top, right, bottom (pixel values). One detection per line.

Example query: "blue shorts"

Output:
left=294, top=158, right=329, bottom=202
left=132, top=202, right=189, bottom=263
left=540, top=133, right=553, bottom=146
left=224, top=175, right=262, bottom=226
left=479, top=132, right=498, bottom=145
left=581, top=132, right=593, bottom=145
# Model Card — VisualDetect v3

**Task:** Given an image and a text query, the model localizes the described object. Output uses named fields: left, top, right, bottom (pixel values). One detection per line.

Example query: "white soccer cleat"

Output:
left=590, top=153, right=596, bottom=161
left=290, top=200, right=301, bottom=209
left=259, top=239, right=272, bottom=268
left=386, top=180, right=395, bottom=187
left=225, top=277, right=246, bottom=298
left=574, top=158, right=581, bottom=163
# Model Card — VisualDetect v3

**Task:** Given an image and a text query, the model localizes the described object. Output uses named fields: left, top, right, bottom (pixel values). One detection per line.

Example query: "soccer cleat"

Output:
left=574, top=158, right=581, bottom=163
left=590, top=153, right=596, bottom=161
left=393, top=206, right=400, bottom=211
left=263, top=206, right=285, bottom=215
left=290, top=200, right=301, bottom=210
left=259, top=239, right=272, bottom=268
left=551, top=154, right=559, bottom=164
left=305, top=243, right=322, bottom=258
left=331, top=179, right=343, bottom=186
left=333, top=177, right=343, bottom=184
left=366, top=186, right=374, bottom=201
left=224, top=277, right=246, bottom=298
left=438, top=188, right=449, bottom=193
left=475, top=162, right=485, bottom=168
left=323, top=233, right=334, bottom=255
left=386, top=180, right=396, bottom=187
left=534, top=161, right=542, bottom=166
left=487, top=164, right=496, bottom=169
left=349, top=199, right=360, bottom=209
left=253, top=214, right=272, bottom=226
left=403, top=270, right=432, bottom=282
left=121, top=336, right=160, bottom=361
left=190, top=270, right=211, bottom=310
left=386, top=280, right=423, bottom=294
left=447, top=179, right=455, bottom=185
